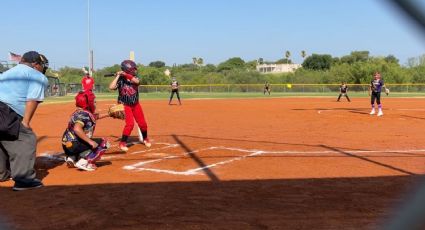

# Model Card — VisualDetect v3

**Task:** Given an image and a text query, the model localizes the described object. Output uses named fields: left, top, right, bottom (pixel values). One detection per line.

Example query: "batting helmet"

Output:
left=75, top=90, right=96, bottom=113
left=121, top=60, right=137, bottom=75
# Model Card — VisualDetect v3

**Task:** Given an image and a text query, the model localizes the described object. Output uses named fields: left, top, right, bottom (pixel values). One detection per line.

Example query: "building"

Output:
left=256, top=63, right=302, bottom=74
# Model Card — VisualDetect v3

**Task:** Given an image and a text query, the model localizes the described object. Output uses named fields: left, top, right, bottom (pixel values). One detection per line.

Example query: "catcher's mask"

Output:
left=121, top=60, right=137, bottom=76
left=75, top=90, right=96, bottom=113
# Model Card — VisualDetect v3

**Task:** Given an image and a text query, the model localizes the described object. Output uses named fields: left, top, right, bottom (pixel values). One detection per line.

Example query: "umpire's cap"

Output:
left=21, top=51, right=47, bottom=64
left=21, top=51, right=49, bottom=74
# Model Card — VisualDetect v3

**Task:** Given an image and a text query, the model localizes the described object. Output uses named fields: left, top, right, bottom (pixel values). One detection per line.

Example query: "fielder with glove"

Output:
left=369, top=72, right=389, bottom=117
left=337, top=82, right=351, bottom=102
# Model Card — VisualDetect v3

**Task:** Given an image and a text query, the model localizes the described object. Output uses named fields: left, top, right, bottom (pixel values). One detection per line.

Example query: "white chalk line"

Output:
left=318, top=108, right=425, bottom=114
left=37, top=145, right=425, bottom=176
left=122, top=146, right=425, bottom=176
left=102, top=142, right=179, bottom=160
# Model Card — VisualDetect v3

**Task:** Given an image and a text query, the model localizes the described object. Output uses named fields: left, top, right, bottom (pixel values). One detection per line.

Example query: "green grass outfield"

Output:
left=43, top=91, right=425, bottom=104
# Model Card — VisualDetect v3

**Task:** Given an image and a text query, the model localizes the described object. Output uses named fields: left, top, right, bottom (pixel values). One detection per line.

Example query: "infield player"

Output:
left=264, top=81, right=271, bottom=95
left=169, top=77, right=182, bottom=105
left=337, top=82, right=351, bottom=102
left=62, top=90, right=110, bottom=171
left=109, top=60, right=151, bottom=151
left=369, top=72, right=389, bottom=116
left=81, top=68, right=95, bottom=92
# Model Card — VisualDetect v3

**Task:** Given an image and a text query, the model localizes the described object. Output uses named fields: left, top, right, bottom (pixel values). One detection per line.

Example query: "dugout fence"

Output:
left=137, top=84, right=425, bottom=94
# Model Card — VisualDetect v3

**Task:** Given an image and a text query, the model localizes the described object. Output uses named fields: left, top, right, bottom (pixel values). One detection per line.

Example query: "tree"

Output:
left=384, top=55, right=399, bottom=65
left=350, top=51, right=369, bottom=62
left=217, top=57, right=246, bottom=72
left=302, top=54, right=333, bottom=71
left=285, top=51, right=291, bottom=64
left=148, top=61, right=165, bottom=68
left=301, top=50, right=306, bottom=60
left=275, top=58, right=292, bottom=64
left=245, top=60, right=258, bottom=70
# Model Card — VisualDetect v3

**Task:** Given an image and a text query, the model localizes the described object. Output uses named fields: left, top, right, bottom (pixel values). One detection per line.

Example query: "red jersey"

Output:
left=82, top=76, right=95, bottom=91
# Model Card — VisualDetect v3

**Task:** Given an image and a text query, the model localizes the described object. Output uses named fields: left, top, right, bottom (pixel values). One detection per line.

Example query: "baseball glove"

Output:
left=385, top=88, right=390, bottom=96
left=108, top=104, right=125, bottom=119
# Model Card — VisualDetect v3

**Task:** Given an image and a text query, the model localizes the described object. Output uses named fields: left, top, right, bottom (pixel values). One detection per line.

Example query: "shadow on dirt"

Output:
left=0, top=176, right=424, bottom=230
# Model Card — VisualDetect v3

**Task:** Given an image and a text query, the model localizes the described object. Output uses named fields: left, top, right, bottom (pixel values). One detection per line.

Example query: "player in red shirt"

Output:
left=81, top=71, right=95, bottom=91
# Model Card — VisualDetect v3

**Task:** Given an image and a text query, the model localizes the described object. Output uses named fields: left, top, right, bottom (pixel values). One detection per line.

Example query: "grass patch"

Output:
left=44, top=91, right=425, bottom=104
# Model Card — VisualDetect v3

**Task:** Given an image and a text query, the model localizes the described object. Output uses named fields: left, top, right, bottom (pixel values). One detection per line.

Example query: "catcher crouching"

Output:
left=61, top=90, right=110, bottom=171
left=108, top=60, right=151, bottom=151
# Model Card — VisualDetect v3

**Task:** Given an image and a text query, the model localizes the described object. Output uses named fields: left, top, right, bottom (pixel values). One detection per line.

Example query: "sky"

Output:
left=1, top=0, right=425, bottom=70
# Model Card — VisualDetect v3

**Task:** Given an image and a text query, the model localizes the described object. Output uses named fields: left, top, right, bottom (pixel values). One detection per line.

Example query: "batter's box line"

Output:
left=123, top=146, right=268, bottom=175
left=36, top=143, right=180, bottom=162
left=102, top=142, right=180, bottom=160
left=122, top=146, right=425, bottom=176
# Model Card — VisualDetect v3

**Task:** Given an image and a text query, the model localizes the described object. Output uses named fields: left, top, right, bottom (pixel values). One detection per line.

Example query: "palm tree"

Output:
left=285, top=51, right=291, bottom=64
left=301, top=50, right=306, bottom=60
left=192, top=57, right=197, bottom=65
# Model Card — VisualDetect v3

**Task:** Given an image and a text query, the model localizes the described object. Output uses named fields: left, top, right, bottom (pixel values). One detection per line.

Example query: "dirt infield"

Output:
left=1, top=97, right=425, bottom=229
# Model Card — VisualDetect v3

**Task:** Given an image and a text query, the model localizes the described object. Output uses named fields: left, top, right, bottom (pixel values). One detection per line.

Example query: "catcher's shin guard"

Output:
left=87, top=138, right=110, bottom=163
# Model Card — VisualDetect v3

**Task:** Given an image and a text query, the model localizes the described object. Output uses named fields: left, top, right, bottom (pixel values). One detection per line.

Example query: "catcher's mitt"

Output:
left=108, top=104, right=125, bottom=119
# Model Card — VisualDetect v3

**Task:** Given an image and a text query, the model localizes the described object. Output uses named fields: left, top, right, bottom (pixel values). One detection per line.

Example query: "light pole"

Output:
left=87, top=0, right=93, bottom=76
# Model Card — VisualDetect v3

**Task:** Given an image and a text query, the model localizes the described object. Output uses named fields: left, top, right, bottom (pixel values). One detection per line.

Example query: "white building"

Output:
left=256, top=63, right=302, bottom=73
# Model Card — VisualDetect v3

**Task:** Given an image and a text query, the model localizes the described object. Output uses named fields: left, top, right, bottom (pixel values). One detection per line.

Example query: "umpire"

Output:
left=0, top=51, right=49, bottom=191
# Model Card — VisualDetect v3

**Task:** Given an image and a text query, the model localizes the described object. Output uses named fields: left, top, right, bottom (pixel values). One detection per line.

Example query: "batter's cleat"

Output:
left=369, top=109, right=376, bottom=115
left=13, top=179, right=43, bottom=191
left=119, top=142, right=129, bottom=152
left=65, top=156, right=77, bottom=168
left=75, top=158, right=96, bottom=171
left=143, top=138, right=151, bottom=148
left=377, top=109, right=383, bottom=116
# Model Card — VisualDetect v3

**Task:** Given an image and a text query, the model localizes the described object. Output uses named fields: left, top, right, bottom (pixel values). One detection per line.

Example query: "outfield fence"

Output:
left=50, top=83, right=425, bottom=97
left=138, top=84, right=425, bottom=94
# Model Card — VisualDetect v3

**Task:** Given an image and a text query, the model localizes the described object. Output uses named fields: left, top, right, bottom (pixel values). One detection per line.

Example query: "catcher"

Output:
left=369, top=72, right=389, bottom=117
left=62, top=90, right=110, bottom=171
left=108, top=60, right=151, bottom=151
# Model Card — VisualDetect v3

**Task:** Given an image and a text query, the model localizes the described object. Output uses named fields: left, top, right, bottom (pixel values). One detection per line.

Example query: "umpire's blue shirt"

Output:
left=0, top=64, right=48, bottom=117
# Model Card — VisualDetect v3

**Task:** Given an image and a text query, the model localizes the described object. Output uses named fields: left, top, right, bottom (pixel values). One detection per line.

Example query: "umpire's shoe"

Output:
left=13, top=179, right=43, bottom=191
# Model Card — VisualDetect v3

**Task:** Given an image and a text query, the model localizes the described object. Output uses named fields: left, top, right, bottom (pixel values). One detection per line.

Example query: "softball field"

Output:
left=1, top=97, right=425, bottom=229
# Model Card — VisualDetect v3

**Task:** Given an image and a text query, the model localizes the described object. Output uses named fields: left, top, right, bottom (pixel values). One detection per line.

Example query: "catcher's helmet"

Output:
left=121, top=60, right=137, bottom=75
left=75, top=90, right=96, bottom=113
